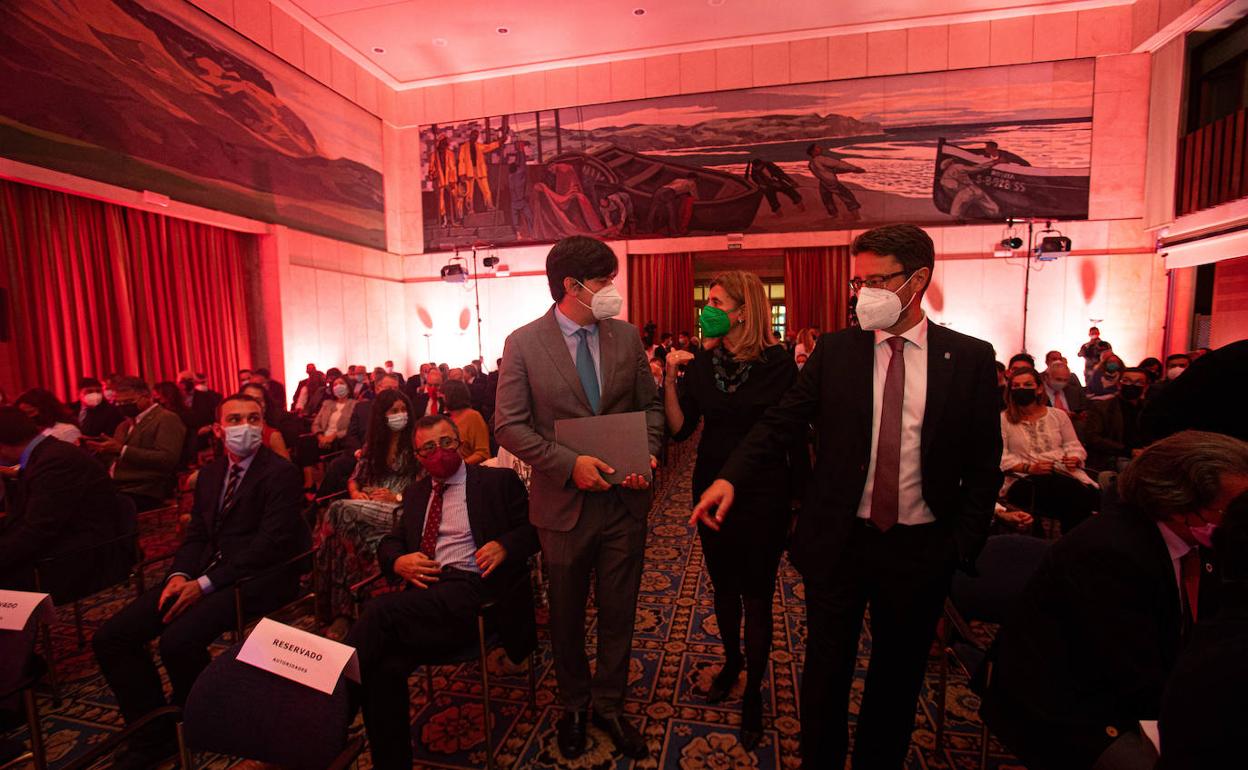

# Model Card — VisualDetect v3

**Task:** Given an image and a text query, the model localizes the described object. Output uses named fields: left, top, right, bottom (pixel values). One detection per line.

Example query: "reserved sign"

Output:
left=236, top=618, right=360, bottom=695
left=0, top=590, right=53, bottom=631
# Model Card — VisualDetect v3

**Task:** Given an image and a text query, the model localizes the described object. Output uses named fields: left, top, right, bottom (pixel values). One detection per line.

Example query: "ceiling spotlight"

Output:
left=371, top=46, right=386, bottom=54
left=431, top=37, right=448, bottom=47
left=633, top=7, right=646, bottom=15
left=496, top=26, right=510, bottom=35
left=708, top=0, right=726, bottom=5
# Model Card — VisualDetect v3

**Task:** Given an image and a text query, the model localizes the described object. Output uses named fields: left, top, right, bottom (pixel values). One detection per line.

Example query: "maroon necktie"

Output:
left=419, top=480, right=446, bottom=557
left=870, top=336, right=906, bottom=531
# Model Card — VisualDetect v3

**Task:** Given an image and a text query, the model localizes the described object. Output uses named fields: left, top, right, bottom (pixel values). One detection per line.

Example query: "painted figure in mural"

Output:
left=645, top=173, right=699, bottom=236
left=506, top=139, right=535, bottom=238
left=744, top=158, right=805, bottom=217
left=457, top=127, right=507, bottom=214
left=938, top=151, right=1003, bottom=220
left=807, top=144, right=864, bottom=221
left=598, top=188, right=635, bottom=237
left=428, top=135, right=460, bottom=227
left=529, top=162, right=608, bottom=240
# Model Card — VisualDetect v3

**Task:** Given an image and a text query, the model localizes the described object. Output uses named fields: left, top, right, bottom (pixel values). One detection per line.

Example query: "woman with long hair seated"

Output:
left=15, top=388, right=81, bottom=445
left=313, top=388, right=420, bottom=640
left=663, top=270, right=805, bottom=751
left=1000, top=367, right=1099, bottom=534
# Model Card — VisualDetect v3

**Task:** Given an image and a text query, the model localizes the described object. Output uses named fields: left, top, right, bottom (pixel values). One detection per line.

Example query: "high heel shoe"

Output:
left=740, top=688, right=763, bottom=751
left=705, top=658, right=742, bottom=703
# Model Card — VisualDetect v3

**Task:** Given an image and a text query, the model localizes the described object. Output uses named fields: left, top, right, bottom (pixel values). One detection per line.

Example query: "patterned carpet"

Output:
left=5, top=443, right=1024, bottom=769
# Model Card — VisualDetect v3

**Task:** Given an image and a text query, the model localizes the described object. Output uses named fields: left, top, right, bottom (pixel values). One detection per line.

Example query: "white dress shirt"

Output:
left=428, top=462, right=480, bottom=574
left=855, top=316, right=936, bottom=525
left=1156, top=522, right=1195, bottom=607
left=554, top=304, right=602, bottom=385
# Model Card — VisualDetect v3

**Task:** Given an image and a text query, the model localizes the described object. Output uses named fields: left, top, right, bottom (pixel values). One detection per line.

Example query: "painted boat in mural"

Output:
left=547, top=145, right=763, bottom=233
left=932, top=139, right=1090, bottom=221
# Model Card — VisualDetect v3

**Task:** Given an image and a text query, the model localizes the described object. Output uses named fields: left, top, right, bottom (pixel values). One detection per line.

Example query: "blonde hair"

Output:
left=709, top=270, right=777, bottom=363
left=797, top=327, right=819, bottom=353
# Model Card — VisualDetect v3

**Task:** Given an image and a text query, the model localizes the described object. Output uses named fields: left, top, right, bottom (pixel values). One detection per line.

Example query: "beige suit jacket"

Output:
left=494, top=306, right=664, bottom=531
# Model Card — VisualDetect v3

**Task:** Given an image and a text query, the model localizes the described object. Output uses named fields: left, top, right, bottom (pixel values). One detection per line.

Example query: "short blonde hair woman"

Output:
left=662, top=269, right=805, bottom=751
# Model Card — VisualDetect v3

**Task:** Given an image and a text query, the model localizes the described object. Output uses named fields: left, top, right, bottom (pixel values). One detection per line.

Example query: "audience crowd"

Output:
left=1, top=230, right=1245, bottom=770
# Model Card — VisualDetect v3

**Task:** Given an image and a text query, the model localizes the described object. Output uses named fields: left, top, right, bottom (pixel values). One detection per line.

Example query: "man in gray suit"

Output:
left=495, top=236, right=664, bottom=760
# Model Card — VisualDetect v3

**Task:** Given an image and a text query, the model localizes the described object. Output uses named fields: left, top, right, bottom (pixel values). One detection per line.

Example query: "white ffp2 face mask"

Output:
left=223, top=424, right=263, bottom=458
left=577, top=280, right=623, bottom=320
left=854, top=271, right=920, bottom=331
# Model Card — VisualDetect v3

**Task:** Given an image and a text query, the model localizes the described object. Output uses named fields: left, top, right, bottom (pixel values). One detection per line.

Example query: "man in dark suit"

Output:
left=250, top=367, right=287, bottom=416
left=1084, top=366, right=1150, bottom=471
left=982, top=431, right=1248, bottom=770
left=405, top=365, right=446, bottom=418
left=1041, top=360, right=1087, bottom=414
left=495, top=236, right=664, bottom=760
left=693, top=224, right=1003, bottom=769
left=349, top=414, right=538, bottom=770
left=74, top=376, right=124, bottom=440
left=179, top=371, right=222, bottom=452
left=92, top=394, right=310, bottom=769
left=82, top=376, right=187, bottom=511
left=1158, top=488, right=1248, bottom=769
left=290, top=362, right=320, bottom=413
left=0, top=407, right=122, bottom=591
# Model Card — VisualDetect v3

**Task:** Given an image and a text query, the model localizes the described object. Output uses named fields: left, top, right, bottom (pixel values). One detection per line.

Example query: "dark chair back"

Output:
left=950, top=534, right=1050, bottom=625
left=183, top=643, right=352, bottom=770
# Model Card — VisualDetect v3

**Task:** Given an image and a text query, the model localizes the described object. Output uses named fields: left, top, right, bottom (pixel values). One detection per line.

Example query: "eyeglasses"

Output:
left=848, top=271, right=909, bottom=292
left=415, top=436, right=460, bottom=457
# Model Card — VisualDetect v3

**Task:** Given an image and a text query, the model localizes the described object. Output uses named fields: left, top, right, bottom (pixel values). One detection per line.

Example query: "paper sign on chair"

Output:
left=236, top=617, right=360, bottom=695
left=0, top=590, right=53, bottom=631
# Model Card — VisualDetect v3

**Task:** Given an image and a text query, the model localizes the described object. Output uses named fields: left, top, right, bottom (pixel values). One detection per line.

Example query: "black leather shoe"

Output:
left=591, top=712, right=649, bottom=760
left=706, top=659, right=742, bottom=704
left=740, top=688, right=763, bottom=751
left=556, top=709, right=589, bottom=759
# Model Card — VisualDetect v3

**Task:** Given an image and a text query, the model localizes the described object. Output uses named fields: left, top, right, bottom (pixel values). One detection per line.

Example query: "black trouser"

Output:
left=93, top=577, right=298, bottom=724
left=347, top=570, right=484, bottom=770
left=699, top=495, right=787, bottom=692
left=538, top=491, right=646, bottom=717
left=1006, top=474, right=1099, bottom=533
left=761, top=183, right=802, bottom=212
left=801, top=519, right=955, bottom=770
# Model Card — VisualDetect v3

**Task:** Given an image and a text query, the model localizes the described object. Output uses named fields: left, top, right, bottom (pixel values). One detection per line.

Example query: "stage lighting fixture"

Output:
left=440, top=262, right=466, bottom=282
left=1037, top=235, right=1072, bottom=260
left=1002, top=236, right=1023, bottom=249
left=994, top=236, right=1023, bottom=257
left=482, top=255, right=500, bottom=268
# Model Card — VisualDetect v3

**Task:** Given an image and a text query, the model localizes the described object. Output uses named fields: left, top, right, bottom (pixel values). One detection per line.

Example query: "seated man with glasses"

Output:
left=347, top=414, right=539, bottom=770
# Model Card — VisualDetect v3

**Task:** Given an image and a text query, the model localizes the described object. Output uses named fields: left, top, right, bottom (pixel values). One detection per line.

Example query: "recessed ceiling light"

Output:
left=633, top=7, right=646, bottom=16
left=372, top=46, right=386, bottom=54
left=496, top=26, right=510, bottom=35
left=431, top=37, right=448, bottom=47
left=708, top=0, right=725, bottom=5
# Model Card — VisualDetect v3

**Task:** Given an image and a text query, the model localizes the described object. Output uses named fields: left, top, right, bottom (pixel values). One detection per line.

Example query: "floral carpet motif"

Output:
left=4, top=445, right=1023, bottom=769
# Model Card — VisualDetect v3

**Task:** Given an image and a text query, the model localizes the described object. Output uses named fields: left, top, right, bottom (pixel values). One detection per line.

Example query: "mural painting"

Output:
left=420, top=59, right=1093, bottom=250
left=0, top=0, right=386, bottom=249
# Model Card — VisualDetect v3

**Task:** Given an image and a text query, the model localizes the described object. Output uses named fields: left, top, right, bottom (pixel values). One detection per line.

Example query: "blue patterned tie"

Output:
left=574, top=328, right=601, bottom=414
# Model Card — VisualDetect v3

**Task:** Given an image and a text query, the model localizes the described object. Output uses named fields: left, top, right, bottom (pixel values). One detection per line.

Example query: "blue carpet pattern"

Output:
left=4, top=443, right=1024, bottom=769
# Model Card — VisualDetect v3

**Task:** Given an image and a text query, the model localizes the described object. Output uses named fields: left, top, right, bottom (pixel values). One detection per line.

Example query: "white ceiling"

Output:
left=286, top=0, right=1128, bottom=85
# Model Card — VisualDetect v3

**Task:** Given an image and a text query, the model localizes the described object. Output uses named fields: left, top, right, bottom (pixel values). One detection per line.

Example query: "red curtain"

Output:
left=628, top=252, right=694, bottom=338
left=784, top=245, right=852, bottom=334
left=1, top=179, right=255, bottom=401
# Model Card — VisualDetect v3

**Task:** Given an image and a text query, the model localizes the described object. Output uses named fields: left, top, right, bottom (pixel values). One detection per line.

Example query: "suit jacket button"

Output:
left=1105, top=726, right=1119, bottom=738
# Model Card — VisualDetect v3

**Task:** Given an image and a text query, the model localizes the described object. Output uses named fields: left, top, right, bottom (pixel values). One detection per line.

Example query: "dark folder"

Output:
left=554, top=411, right=651, bottom=486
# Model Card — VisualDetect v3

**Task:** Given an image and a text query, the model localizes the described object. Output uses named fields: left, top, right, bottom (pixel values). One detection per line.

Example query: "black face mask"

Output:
left=1010, top=388, right=1038, bottom=407
left=1120, top=384, right=1144, bottom=401
left=117, top=401, right=141, bottom=419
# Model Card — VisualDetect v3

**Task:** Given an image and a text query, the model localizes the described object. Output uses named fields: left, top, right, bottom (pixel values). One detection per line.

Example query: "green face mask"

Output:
left=699, top=304, right=732, bottom=338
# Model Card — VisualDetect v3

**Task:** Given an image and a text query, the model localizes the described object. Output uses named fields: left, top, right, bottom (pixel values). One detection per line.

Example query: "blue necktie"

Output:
left=574, top=328, right=601, bottom=414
